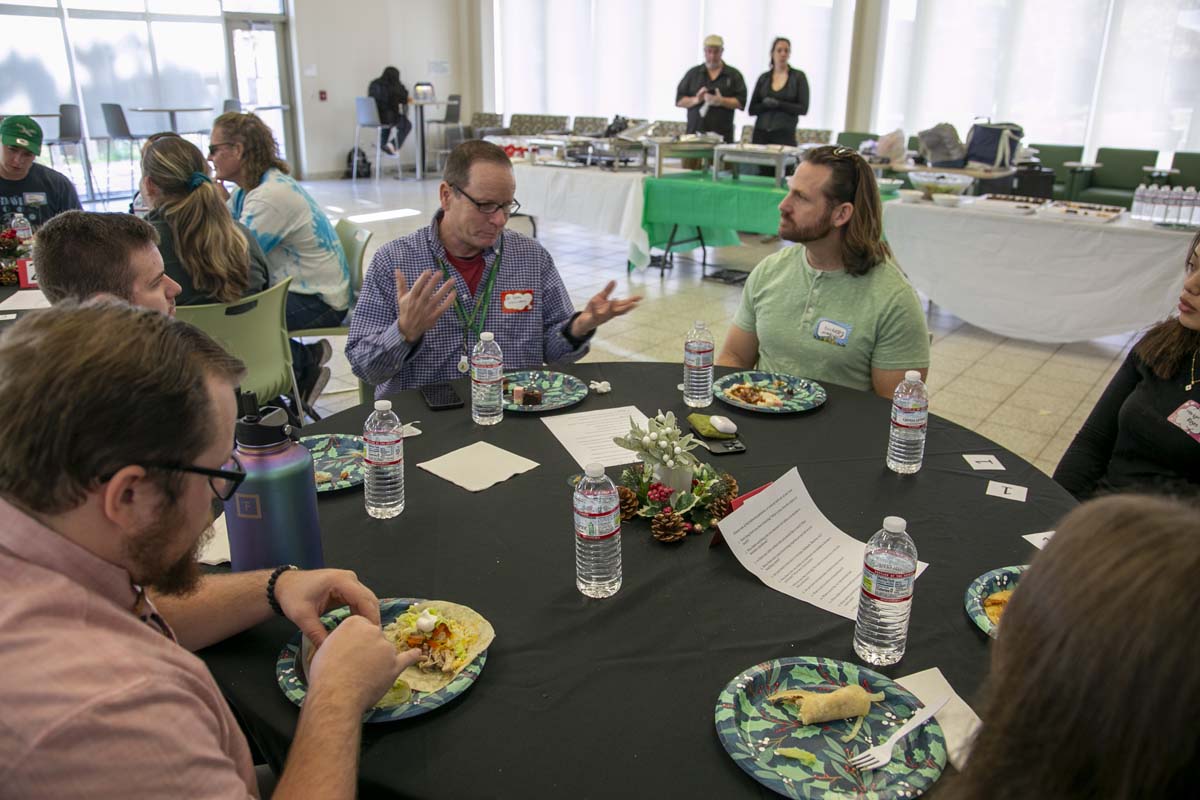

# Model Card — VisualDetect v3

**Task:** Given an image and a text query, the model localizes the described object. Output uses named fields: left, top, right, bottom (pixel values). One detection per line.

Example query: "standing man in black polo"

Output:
left=0, top=115, right=81, bottom=230
left=674, top=34, right=747, bottom=144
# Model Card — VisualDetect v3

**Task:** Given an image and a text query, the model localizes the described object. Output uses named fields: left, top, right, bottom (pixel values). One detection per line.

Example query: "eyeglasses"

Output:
left=145, top=455, right=246, bottom=501
left=452, top=184, right=521, bottom=216
left=208, top=142, right=236, bottom=157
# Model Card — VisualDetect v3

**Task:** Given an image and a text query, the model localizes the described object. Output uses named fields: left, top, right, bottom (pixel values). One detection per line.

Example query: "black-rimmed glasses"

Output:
left=452, top=184, right=521, bottom=216
left=144, top=455, right=246, bottom=501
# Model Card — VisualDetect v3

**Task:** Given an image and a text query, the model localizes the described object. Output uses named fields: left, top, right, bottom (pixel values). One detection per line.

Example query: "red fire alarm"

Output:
left=319, top=90, right=327, bottom=101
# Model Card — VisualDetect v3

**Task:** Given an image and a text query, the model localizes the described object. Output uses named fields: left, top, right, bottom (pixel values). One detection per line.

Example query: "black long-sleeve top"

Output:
left=748, top=68, right=810, bottom=136
left=368, top=78, right=408, bottom=126
left=1053, top=348, right=1200, bottom=500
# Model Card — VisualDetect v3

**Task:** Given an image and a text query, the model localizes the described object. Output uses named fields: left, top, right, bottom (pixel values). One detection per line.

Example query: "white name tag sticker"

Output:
left=963, top=454, right=1004, bottom=470
left=985, top=480, right=1027, bottom=502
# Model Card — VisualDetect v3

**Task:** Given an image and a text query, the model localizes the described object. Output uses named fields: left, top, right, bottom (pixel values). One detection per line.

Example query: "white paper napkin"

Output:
left=417, top=441, right=539, bottom=492
left=198, top=513, right=231, bottom=565
left=895, top=667, right=981, bottom=771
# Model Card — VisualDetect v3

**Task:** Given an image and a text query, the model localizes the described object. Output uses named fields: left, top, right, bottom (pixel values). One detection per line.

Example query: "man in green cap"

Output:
left=0, top=115, right=81, bottom=231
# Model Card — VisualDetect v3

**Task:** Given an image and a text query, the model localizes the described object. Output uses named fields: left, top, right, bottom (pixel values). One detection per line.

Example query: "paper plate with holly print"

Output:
left=502, top=370, right=588, bottom=412
left=964, top=564, right=1027, bottom=639
left=714, top=371, right=827, bottom=414
left=299, top=434, right=364, bottom=492
left=714, top=656, right=946, bottom=799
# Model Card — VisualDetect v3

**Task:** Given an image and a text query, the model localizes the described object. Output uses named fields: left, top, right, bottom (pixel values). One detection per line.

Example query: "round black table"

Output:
left=200, top=362, right=1075, bottom=798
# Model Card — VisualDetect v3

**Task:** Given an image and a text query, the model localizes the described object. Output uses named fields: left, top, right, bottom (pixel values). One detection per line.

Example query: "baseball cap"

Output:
left=0, top=115, right=42, bottom=156
left=703, top=34, right=724, bottom=48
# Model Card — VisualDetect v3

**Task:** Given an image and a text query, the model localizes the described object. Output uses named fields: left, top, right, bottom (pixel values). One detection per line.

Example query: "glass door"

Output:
left=224, top=17, right=294, bottom=162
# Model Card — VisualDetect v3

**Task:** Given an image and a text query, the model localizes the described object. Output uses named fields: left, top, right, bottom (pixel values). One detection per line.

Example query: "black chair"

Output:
left=99, top=103, right=147, bottom=196
left=43, top=103, right=96, bottom=193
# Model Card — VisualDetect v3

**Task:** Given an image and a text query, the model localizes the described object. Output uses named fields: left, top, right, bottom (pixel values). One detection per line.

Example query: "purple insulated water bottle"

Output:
left=223, top=407, right=324, bottom=571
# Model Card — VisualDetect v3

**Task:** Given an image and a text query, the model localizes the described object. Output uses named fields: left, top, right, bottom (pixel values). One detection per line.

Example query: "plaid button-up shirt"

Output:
left=347, top=212, right=590, bottom=395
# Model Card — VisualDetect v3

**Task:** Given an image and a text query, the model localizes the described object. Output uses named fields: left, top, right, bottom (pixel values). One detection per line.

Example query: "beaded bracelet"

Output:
left=266, top=564, right=298, bottom=616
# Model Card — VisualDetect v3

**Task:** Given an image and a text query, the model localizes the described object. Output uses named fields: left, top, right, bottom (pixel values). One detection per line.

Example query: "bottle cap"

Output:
left=904, top=370, right=922, bottom=382
left=883, top=516, right=907, bottom=533
left=234, top=406, right=293, bottom=447
left=480, top=331, right=494, bottom=342
left=584, top=463, right=605, bottom=478
left=374, top=400, right=392, bottom=411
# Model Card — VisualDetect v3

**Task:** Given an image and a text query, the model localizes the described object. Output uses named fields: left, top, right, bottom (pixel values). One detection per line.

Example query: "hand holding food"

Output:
left=383, top=601, right=496, bottom=692
left=273, top=568, right=382, bottom=648
left=307, top=615, right=420, bottom=713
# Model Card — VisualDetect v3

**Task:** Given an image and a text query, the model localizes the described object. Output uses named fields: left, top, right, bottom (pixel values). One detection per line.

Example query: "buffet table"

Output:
left=199, top=362, right=1074, bottom=798
left=883, top=200, right=1193, bottom=342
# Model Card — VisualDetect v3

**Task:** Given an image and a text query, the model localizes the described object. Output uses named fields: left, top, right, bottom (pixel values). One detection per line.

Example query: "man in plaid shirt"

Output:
left=348, top=140, right=640, bottom=396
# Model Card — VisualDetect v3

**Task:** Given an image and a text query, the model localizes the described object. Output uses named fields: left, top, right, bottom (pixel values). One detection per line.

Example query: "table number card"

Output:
left=1022, top=530, right=1054, bottom=549
left=17, top=257, right=37, bottom=289
left=963, top=454, right=1004, bottom=470
left=985, top=480, right=1027, bottom=502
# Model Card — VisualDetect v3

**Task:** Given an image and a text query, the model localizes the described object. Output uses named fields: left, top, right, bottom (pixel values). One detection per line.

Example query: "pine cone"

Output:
left=706, top=495, right=732, bottom=522
left=617, top=485, right=640, bottom=521
left=723, top=474, right=739, bottom=499
left=651, top=509, right=688, bottom=543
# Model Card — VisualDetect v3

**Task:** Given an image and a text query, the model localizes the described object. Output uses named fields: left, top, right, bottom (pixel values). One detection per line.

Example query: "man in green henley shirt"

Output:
left=718, top=145, right=929, bottom=398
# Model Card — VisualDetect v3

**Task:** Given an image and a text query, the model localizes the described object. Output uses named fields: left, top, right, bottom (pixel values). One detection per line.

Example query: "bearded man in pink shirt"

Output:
left=0, top=301, right=419, bottom=798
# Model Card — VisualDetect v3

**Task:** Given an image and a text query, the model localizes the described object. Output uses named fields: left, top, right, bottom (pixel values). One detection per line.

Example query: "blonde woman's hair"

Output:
left=212, top=111, right=290, bottom=190
left=803, top=145, right=893, bottom=276
left=141, top=133, right=251, bottom=303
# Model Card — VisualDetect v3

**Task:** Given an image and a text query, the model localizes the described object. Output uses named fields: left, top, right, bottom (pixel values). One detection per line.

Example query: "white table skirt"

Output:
left=511, top=163, right=653, bottom=269
left=882, top=201, right=1194, bottom=342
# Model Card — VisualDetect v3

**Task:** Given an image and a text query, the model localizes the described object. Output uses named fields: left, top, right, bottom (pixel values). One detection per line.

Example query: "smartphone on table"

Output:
left=419, top=382, right=465, bottom=410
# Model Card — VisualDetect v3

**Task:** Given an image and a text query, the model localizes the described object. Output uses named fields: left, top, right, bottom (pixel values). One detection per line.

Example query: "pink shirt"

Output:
left=0, top=497, right=258, bottom=798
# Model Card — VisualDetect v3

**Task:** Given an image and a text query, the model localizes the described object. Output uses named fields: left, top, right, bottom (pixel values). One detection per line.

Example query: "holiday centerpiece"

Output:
left=0, top=228, right=28, bottom=286
left=613, top=410, right=739, bottom=543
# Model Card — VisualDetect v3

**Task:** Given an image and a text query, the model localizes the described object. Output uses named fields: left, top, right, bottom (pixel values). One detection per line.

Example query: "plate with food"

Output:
left=502, top=370, right=588, bottom=412
left=299, top=434, right=364, bottom=492
left=713, top=371, right=827, bottom=413
left=275, top=597, right=495, bottom=722
left=715, top=656, right=946, bottom=799
left=963, top=565, right=1027, bottom=638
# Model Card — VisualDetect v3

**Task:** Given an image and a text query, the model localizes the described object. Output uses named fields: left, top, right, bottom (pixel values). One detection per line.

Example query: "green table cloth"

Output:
left=642, top=173, right=785, bottom=254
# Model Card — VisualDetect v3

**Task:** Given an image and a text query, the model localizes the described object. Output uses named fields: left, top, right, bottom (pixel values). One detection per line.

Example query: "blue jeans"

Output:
left=287, top=292, right=345, bottom=387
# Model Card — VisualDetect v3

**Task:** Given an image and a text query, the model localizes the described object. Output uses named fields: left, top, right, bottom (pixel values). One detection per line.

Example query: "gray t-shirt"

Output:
left=0, top=163, right=81, bottom=230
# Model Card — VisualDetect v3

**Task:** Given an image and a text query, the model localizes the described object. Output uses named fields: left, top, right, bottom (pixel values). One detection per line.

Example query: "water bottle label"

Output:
left=684, top=341, right=714, bottom=368
left=861, top=563, right=914, bottom=602
left=574, top=505, right=620, bottom=540
left=471, top=356, right=503, bottom=383
left=891, top=403, right=928, bottom=430
left=364, top=436, right=403, bottom=466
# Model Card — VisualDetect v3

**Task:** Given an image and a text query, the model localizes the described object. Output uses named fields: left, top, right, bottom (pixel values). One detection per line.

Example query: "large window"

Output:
left=0, top=1, right=282, bottom=199
left=493, top=0, right=856, bottom=134
left=874, top=0, right=1200, bottom=161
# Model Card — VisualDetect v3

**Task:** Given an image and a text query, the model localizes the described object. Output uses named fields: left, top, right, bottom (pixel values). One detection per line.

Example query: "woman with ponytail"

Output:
left=1054, top=231, right=1200, bottom=500
left=139, top=133, right=268, bottom=305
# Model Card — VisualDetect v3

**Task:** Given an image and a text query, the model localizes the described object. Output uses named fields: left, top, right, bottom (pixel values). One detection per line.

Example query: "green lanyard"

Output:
left=437, top=240, right=503, bottom=356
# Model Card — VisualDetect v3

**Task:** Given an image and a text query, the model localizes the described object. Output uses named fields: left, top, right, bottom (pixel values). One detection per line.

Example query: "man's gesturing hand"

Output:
left=395, top=269, right=457, bottom=341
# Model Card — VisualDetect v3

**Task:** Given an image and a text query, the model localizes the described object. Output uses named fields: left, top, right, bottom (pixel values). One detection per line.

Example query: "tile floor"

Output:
left=204, top=174, right=1140, bottom=478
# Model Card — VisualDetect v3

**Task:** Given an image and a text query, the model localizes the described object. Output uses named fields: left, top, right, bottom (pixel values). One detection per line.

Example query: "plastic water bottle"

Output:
left=1183, top=186, right=1198, bottom=225
left=1131, top=183, right=1148, bottom=220
left=1150, top=185, right=1168, bottom=222
left=853, top=516, right=918, bottom=666
left=471, top=331, right=503, bottom=426
left=574, top=463, right=622, bottom=598
left=10, top=213, right=32, bottom=241
left=364, top=399, right=405, bottom=519
left=683, top=320, right=714, bottom=407
left=886, top=370, right=928, bottom=474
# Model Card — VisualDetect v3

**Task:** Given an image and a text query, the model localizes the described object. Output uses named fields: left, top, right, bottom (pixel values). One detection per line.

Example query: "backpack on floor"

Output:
left=344, top=147, right=372, bottom=179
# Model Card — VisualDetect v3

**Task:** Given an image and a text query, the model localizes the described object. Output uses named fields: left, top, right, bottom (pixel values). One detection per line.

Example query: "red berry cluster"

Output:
left=0, top=229, right=18, bottom=240
left=646, top=483, right=674, bottom=504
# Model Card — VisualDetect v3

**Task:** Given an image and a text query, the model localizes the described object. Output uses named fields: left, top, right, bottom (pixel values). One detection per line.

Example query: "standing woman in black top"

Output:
left=749, top=38, right=810, bottom=146
left=1054, top=230, right=1200, bottom=500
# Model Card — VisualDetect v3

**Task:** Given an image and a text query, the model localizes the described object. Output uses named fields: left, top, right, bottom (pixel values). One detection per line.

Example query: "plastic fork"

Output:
left=848, top=694, right=949, bottom=771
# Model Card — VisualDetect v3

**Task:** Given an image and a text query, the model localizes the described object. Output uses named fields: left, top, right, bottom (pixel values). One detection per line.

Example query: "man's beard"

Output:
left=780, top=206, right=835, bottom=244
left=124, top=500, right=214, bottom=596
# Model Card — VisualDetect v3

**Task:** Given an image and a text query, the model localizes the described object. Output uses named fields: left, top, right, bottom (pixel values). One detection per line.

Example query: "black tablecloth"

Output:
left=200, top=362, right=1075, bottom=799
